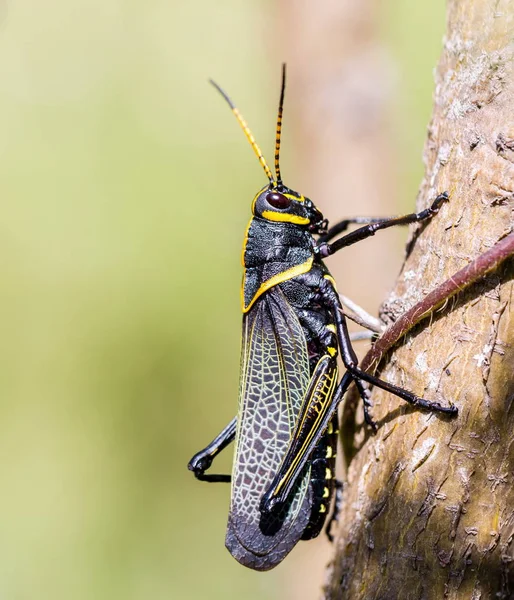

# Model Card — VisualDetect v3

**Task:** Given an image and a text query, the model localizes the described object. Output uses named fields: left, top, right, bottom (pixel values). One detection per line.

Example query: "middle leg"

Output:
left=320, top=275, right=457, bottom=415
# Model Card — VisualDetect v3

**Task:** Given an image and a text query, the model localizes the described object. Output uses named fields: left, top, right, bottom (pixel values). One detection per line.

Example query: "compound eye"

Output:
left=266, top=191, right=291, bottom=209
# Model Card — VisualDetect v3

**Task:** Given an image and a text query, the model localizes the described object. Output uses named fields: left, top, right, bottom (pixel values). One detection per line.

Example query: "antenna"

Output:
left=209, top=79, right=275, bottom=185
left=274, top=64, right=286, bottom=185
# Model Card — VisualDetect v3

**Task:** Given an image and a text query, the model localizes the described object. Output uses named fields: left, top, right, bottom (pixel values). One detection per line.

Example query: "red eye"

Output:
left=266, top=192, right=291, bottom=209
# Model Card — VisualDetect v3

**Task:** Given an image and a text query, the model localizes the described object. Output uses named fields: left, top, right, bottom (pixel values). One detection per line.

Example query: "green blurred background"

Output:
left=0, top=1, right=444, bottom=599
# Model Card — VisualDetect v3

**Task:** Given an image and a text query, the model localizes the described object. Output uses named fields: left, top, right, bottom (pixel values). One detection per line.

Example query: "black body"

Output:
left=187, top=67, right=457, bottom=571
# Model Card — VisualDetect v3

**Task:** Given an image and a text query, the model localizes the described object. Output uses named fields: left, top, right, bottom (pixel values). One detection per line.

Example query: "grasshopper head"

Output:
left=252, top=185, right=325, bottom=233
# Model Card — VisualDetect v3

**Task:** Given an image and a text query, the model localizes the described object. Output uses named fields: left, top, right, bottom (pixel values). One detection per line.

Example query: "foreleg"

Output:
left=317, top=193, right=448, bottom=257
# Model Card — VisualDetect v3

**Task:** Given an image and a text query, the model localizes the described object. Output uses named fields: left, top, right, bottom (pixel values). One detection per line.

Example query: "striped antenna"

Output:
left=209, top=79, right=275, bottom=185
left=274, top=64, right=286, bottom=185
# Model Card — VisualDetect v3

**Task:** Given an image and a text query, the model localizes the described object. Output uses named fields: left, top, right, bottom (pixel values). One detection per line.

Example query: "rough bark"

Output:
left=324, top=2, right=514, bottom=599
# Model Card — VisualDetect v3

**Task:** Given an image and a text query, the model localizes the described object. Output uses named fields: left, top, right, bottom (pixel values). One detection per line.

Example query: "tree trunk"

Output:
left=324, top=1, right=514, bottom=599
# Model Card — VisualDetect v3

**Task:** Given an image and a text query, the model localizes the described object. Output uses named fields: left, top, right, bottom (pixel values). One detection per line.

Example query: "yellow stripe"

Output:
left=327, top=347, right=337, bottom=357
left=284, top=193, right=305, bottom=204
left=275, top=361, right=337, bottom=489
left=326, top=446, right=333, bottom=458
left=319, top=505, right=327, bottom=513
left=323, top=487, right=330, bottom=498
left=272, top=358, right=337, bottom=494
left=242, top=256, right=314, bottom=313
left=251, top=187, right=267, bottom=215
left=324, top=274, right=338, bottom=292
left=261, top=210, right=310, bottom=225
left=240, top=218, right=253, bottom=267
left=326, top=324, right=336, bottom=333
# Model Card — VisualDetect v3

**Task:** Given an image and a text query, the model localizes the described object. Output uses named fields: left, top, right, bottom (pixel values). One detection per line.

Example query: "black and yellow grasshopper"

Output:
left=188, top=66, right=457, bottom=571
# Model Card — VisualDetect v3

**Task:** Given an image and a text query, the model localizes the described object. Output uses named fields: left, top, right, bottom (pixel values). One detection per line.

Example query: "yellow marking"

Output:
left=326, top=324, right=336, bottom=333
left=274, top=108, right=283, bottom=181
left=242, top=256, right=314, bottom=313
left=251, top=192, right=259, bottom=214
left=241, top=218, right=253, bottom=267
left=334, top=429, right=340, bottom=435
left=261, top=211, right=310, bottom=225
left=272, top=357, right=338, bottom=494
left=324, top=274, right=338, bottom=292
left=319, top=505, right=327, bottom=513
left=327, top=347, right=337, bottom=357
left=327, top=422, right=333, bottom=434
left=284, top=193, right=305, bottom=204
left=251, top=185, right=268, bottom=215
left=326, top=446, right=333, bottom=458
left=323, top=487, right=330, bottom=498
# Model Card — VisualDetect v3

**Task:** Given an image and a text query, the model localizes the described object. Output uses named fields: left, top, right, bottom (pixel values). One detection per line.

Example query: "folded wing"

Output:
left=226, top=287, right=313, bottom=570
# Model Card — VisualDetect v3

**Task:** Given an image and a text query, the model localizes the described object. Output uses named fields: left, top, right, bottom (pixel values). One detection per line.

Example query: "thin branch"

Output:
left=342, top=231, right=514, bottom=445
left=339, top=294, right=384, bottom=333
